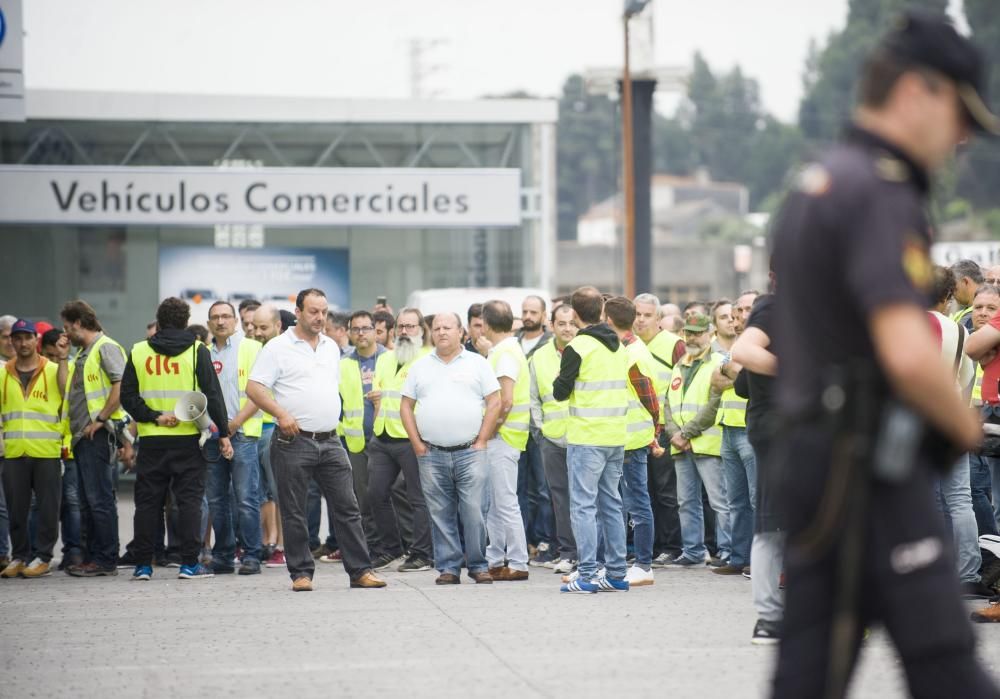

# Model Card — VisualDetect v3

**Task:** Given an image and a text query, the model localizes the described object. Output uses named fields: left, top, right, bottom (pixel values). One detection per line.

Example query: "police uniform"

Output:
left=769, top=13, right=1000, bottom=696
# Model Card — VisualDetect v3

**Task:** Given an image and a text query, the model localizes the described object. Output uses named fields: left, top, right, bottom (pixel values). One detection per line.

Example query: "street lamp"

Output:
left=621, top=0, right=650, bottom=298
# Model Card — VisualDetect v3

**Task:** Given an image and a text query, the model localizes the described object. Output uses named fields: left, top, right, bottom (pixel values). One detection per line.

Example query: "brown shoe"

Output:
left=350, top=571, right=387, bottom=589
left=435, top=573, right=460, bottom=585
left=492, top=566, right=528, bottom=581
left=711, top=565, right=745, bottom=576
left=971, top=600, right=1000, bottom=623
left=292, top=576, right=313, bottom=592
left=488, top=566, right=506, bottom=578
left=467, top=571, right=493, bottom=584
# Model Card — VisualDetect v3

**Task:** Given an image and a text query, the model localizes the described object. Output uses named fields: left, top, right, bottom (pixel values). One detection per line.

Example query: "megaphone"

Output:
left=174, top=391, right=213, bottom=446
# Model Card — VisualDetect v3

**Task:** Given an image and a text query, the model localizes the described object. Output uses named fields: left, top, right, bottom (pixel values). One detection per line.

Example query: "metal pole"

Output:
left=621, top=15, right=636, bottom=299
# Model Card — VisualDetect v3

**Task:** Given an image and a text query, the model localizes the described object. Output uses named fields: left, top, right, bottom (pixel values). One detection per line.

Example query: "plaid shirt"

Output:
left=622, top=333, right=660, bottom=430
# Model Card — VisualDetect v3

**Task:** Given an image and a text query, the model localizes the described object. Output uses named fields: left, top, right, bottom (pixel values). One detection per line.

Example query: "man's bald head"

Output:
left=253, top=304, right=282, bottom=344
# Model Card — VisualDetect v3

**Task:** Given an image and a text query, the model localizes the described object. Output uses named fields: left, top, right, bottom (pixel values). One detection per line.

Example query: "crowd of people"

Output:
left=1, top=261, right=999, bottom=641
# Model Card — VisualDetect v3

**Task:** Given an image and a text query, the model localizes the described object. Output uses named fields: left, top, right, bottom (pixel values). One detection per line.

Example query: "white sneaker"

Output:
left=625, top=565, right=654, bottom=587
left=561, top=566, right=605, bottom=584
left=552, top=558, right=576, bottom=574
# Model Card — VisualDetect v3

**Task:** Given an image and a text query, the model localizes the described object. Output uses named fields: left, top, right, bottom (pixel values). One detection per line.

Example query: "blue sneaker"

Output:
left=131, top=565, right=152, bottom=581
left=178, top=563, right=214, bottom=579
left=594, top=575, right=630, bottom=592
left=560, top=578, right=599, bottom=594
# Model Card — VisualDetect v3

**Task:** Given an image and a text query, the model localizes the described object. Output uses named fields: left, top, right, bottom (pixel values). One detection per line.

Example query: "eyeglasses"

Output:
left=397, top=323, right=421, bottom=332
left=349, top=326, right=375, bottom=334
left=986, top=279, right=1000, bottom=285
left=209, top=314, right=235, bottom=322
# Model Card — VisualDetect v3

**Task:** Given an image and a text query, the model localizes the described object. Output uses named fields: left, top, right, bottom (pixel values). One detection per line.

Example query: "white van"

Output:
left=404, top=287, right=552, bottom=326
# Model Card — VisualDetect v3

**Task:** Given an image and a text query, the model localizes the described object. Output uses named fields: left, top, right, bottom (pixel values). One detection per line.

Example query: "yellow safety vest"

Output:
left=338, top=355, right=365, bottom=453
left=973, top=364, right=984, bottom=408
left=667, top=352, right=723, bottom=456
left=624, top=339, right=657, bottom=451
left=645, top=330, right=683, bottom=425
left=0, top=358, right=64, bottom=458
left=130, top=341, right=201, bottom=438
left=490, top=339, right=530, bottom=451
left=66, top=334, right=127, bottom=425
left=373, top=347, right=430, bottom=439
left=236, top=338, right=263, bottom=438
left=566, top=334, right=629, bottom=447
left=952, top=307, right=972, bottom=326
left=718, top=386, right=747, bottom=429
left=530, top=341, right=570, bottom=442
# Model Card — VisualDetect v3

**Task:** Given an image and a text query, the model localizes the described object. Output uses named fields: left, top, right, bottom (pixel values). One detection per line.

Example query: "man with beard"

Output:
left=252, top=304, right=286, bottom=568
left=732, top=291, right=759, bottom=335
left=367, top=308, right=435, bottom=572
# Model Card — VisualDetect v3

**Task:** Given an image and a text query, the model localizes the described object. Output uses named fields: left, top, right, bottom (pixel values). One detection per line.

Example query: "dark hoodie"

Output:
left=120, top=328, right=229, bottom=448
left=552, top=323, right=621, bottom=402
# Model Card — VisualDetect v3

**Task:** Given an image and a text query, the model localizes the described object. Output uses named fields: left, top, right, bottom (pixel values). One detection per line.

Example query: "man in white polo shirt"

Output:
left=246, top=288, right=385, bottom=593
left=399, top=312, right=501, bottom=585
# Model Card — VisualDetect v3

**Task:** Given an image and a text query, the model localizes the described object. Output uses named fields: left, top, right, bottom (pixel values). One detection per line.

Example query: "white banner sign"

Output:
left=0, top=0, right=25, bottom=121
left=0, top=166, right=522, bottom=227
left=931, top=241, right=1000, bottom=267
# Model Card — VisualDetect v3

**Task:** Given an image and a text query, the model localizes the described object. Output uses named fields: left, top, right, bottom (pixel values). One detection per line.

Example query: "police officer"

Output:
left=770, top=12, right=999, bottom=697
left=120, top=297, right=231, bottom=582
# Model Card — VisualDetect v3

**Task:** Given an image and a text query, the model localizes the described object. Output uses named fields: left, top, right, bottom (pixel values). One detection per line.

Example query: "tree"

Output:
left=957, top=0, right=1000, bottom=208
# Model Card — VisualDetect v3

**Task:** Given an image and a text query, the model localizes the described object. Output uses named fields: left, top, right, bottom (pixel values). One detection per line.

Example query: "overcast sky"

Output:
left=21, top=0, right=966, bottom=123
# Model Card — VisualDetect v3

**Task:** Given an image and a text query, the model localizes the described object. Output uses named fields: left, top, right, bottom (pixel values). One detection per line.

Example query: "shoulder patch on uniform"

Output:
left=875, top=155, right=908, bottom=183
left=901, top=234, right=933, bottom=291
left=795, top=163, right=831, bottom=197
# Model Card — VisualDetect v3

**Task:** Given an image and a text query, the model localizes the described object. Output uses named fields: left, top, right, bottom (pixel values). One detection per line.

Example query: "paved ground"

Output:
left=1, top=493, right=999, bottom=698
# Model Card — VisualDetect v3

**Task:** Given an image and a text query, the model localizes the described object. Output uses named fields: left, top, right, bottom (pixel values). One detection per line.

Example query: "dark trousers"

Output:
left=518, top=434, right=555, bottom=546
left=366, top=438, right=433, bottom=559
left=271, top=433, right=372, bottom=581
left=3, top=457, right=61, bottom=563
left=772, top=423, right=999, bottom=698
left=74, top=430, right=120, bottom=568
left=647, top=441, right=682, bottom=558
left=348, top=449, right=380, bottom=550
left=539, top=438, right=577, bottom=560
left=132, top=439, right=205, bottom=567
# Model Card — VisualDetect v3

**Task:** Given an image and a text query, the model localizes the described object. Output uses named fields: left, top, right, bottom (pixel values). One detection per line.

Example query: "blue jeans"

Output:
left=417, top=445, right=489, bottom=576
left=674, top=452, right=731, bottom=562
left=60, top=459, right=82, bottom=560
left=622, top=448, right=654, bottom=566
left=74, top=430, right=119, bottom=567
left=517, top=434, right=554, bottom=546
left=936, top=453, right=982, bottom=583
left=568, top=445, right=627, bottom=581
left=969, top=453, right=999, bottom=536
left=205, top=434, right=262, bottom=563
left=721, top=427, right=756, bottom=567
left=0, top=458, right=8, bottom=557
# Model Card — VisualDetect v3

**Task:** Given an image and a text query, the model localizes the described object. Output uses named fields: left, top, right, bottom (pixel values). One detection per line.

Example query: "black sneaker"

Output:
left=665, top=555, right=705, bottom=568
left=372, top=552, right=402, bottom=571
left=398, top=555, right=433, bottom=572
left=529, top=542, right=558, bottom=567
left=751, top=618, right=781, bottom=645
left=210, top=560, right=236, bottom=575
left=163, top=552, right=183, bottom=568
left=117, top=550, right=138, bottom=569
left=238, top=558, right=261, bottom=576
left=707, top=556, right=729, bottom=568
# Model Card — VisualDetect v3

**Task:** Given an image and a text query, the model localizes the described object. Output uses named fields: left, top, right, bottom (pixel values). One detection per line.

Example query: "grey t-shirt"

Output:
left=69, top=335, right=126, bottom=444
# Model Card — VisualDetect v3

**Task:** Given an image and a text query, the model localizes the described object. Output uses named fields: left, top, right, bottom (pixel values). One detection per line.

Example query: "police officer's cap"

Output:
left=881, top=10, right=1000, bottom=135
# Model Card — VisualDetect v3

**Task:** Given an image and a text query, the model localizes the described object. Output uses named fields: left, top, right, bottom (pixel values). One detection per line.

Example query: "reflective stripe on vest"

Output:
left=65, top=334, right=127, bottom=424
left=491, top=340, right=530, bottom=451
left=624, top=340, right=656, bottom=451
left=530, top=341, right=570, bottom=441
left=130, top=341, right=200, bottom=438
left=1, top=360, right=64, bottom=458
left=373, top=347, right=430, bottom=439
left=338, top=355, right=366, bottom=453
left=973, top=364, right=984, bottom=408
left=667, top=352, right=723, bottom=457
left=645, top=330, right=683, bottom=425
left=718, top=386, right=747, bottom=428
left=566, top=333, right=629, bottom=447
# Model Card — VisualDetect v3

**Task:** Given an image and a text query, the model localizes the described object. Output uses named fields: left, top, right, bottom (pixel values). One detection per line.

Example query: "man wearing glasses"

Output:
left=205, top=301, right=265, bottom=575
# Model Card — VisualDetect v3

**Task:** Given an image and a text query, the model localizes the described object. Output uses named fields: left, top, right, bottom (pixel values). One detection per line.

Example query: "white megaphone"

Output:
left=174, top=391, right=213, bottom=447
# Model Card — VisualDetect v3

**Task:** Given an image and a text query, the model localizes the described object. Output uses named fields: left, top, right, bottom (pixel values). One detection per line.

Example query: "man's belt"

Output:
left=424, top=440, right=475, bottom=452
left=298, top=430, right=337, bottom=441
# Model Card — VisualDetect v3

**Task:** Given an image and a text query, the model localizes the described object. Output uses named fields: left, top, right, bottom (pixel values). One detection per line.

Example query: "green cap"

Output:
left=682, top=312, right=712, bottom=333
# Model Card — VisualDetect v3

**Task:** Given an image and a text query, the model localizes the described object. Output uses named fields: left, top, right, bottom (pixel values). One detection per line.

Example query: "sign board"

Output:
left=0, top=0, right=24, bottom=121
left=0, top=165, right=523, bottom=227
left=931, top=241, right=1000, bottom=267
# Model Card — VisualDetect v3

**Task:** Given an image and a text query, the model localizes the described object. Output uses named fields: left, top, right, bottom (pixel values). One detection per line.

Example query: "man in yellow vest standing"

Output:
left=59, top=301, right=128, bottom=578
left=605, top=297, right=661, bottom=587
left=633, top=293, right=686, bottom=566
left=205, top=301, right=264, bottom=576
left=368, top=308, right=434, bottom=573
left=0, top=319, right=67, bottom=579
left=553, top=287, right=631, bottom=593
left=529, top=304, right=578, bottom=574
left=663, top=312, right=731, bottom=568
left=482, top=300, right=531, bottom=581
left=121, top=297, right=232, bottom=581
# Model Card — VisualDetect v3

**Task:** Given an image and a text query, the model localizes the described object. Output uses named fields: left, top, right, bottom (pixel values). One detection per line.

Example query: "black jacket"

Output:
left=120, top=328, right=229, bottom=447
left=552, top=323, right=621, bottom=402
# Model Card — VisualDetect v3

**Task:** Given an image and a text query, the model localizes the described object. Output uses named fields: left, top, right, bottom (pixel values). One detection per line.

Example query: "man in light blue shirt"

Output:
left=400, top=312, right=501, bottom=585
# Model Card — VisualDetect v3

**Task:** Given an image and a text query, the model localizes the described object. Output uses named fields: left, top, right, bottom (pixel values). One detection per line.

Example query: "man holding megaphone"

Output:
left=120, top=297, right=231, bottom=581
